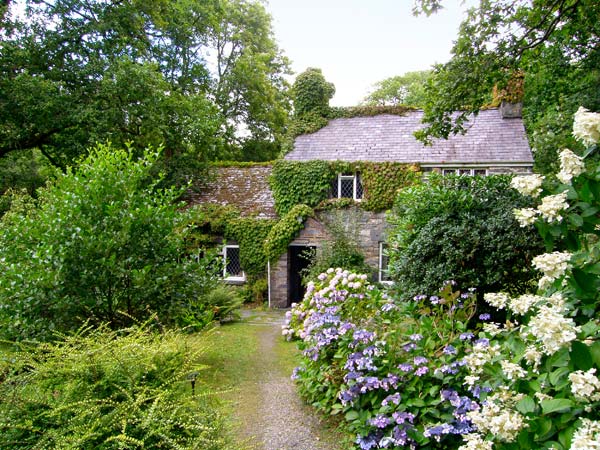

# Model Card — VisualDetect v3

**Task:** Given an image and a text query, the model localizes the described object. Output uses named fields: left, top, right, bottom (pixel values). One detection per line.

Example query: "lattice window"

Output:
left=334, top=173, right=363, bottom=200
left=223, top=245, right=244, bottom=280
left=442, top=168, right=488, bottom=176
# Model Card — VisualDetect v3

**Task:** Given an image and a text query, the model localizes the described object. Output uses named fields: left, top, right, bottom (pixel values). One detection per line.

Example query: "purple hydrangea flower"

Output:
left=415, top=366, right=429, bottom=376
left=443, top=345, right=457, bottom=355
left=403, top=342, right=417, bottom=352
left=459, top=332, right=474, bottom=340
left=382, top=392, right=401, bottom=406
left=369, top=414, right=391, bottom=428
left=398, top=363, right=413, bottom=372
left=409, top=333, right=423, bottom=342
left=414, top=356, right=428, bottom=366
left=479, top=313, right=491, bottom=321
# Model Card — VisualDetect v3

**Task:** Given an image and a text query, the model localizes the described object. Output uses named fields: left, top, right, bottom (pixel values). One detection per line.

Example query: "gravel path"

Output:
left=237, top=310, right=339, bottom=450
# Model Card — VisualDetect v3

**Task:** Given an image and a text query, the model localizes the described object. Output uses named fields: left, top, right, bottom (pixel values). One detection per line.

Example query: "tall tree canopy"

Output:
left=362, top=70, right=431, bottom=108
left=413, top=0, right=600, bottom=172
left=0, top=0, right=290, bottom=179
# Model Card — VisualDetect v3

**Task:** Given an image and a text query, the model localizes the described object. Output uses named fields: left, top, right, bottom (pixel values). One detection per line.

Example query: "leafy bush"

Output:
left=0, top=325, right=227, bottom=449
left=388, top=174, right=543, bottom=301
left=457, top=108, right=600, bottom=449
left=284, top=269, right=485, bottom=449
left=0, top=144, right=219, bottom=340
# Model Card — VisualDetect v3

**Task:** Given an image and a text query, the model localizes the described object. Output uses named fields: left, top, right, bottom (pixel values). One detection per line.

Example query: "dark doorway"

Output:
left=287, top=245, right=315, bottom=307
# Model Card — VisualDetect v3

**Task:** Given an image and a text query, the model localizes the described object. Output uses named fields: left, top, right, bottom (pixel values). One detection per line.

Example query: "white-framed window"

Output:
left=379, top=242, right=393, bottom=284
left=223, top=245, right=245, bottom=281
left=332, top=173, right=363, bottom=200
left=442, top=168, right=488, bottom=176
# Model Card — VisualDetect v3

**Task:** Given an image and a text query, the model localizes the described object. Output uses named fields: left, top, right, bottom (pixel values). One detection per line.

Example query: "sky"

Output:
left=266, top=0, right=473, bottom=106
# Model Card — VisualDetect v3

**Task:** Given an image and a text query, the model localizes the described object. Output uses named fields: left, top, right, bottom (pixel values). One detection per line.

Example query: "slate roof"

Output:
left=186, top=165, right=276, bottom=219
left=286, top=109, right=533, bottom=165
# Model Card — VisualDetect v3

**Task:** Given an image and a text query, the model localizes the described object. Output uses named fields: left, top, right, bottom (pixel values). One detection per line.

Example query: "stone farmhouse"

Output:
left=189, top=104, right=533, bottom=308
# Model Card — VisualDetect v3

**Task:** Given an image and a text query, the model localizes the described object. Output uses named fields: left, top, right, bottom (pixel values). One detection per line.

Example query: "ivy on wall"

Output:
left=269, top=160, right=333, bottom=216
left=270, top=160, right=420, bottom=215
left=184, top=204, right=274, bottom=278
left=264, top=204, right=314, bottom=262
left=226, top=217, right=275, bottom=278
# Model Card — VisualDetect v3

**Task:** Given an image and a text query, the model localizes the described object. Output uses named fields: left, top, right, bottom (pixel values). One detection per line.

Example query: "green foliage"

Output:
left=225, top=217, right=276, bottom=277
left=202, top=285, right=243, bottom=322
left=184, top=204, right=274, bottom=278
left=270, top=160, right=419, bottom=216
left=363, top=70, right=432, bottom=107
left=388, top=174, right=543, bottom=301
left=455, top=112, right=600, bottom=449
left=283, top=271, right=480, bottom=449
left=301, top=210, right=371, bottom=283
left=0, top=325, right=227, bottom=449
left=0, top=148, right=56, bottom=196
left=292, top=67, right=335, bottom=117
left=270, top=160, right=334, bottom=216
left=264, top=204, right=314, bottom=261
left=0, top=143, right=219, bottom=341
left=412, top=0, right=600, bottom=157
left=0, top=0, right=290, bottom=184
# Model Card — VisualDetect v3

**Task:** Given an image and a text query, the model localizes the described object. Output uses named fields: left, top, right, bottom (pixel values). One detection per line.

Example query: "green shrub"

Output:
left=388, top=174, right=543, bottom=301
left=264, top=204, right=314, bottom=261
left=0, top=143, right=219, bottom=340
left=202, top=285, right=243, bottom=322
left=0, top=325, right=227, bottom=449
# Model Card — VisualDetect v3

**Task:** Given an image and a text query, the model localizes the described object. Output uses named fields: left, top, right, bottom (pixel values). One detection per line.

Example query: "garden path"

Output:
left=233, top=309, right=343, bottom=450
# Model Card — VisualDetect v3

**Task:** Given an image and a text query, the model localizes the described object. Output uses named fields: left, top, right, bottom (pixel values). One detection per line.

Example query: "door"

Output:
left=287, top=245, right=315, bottom=307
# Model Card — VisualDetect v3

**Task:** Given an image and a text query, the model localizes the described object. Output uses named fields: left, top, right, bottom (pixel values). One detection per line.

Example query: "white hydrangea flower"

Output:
left=509, top=294, right=544, bottom=315
left=514, top=208, right=539, bottom=227
left=527, top=305, right=580, bottom=354
left=569, top=368, right=600, bottom=402
left=501, top=361, right=527, bottom=380
left=458, top=433, right=493, bottom=450
left=524, top=345, right=542, bottom=370
left=464, top=375, right=480, bottom=386
left=532, top=252, right=572, bottom=281
left=484, top=292, right=510, bottom=309
left=464, top=343, right=500, bottom=374
left=570, top=418, right=600, bottom=450
left=483, top=322, right=502, bottom=336
left=511, top=174, right=545, bottom=197
left=468, top=394, right=527, bottom=442
left=537, top=191, right=569, bottom=223
left=573, top=106, right=600, bottom=146
left=556, top=149, right=585, bottom=184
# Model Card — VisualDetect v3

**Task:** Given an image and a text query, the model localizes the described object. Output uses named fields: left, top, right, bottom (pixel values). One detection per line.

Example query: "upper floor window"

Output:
left=442, top=168, right=488, bottom=176
left=332, top=173, right=363, bottom=200
left=223, top=245, right=245, bottom=281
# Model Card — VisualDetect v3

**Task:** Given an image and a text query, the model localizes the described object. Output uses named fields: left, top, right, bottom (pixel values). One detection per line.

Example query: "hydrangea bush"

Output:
left=458, top=107, right=600, bottom=450
left=284, top=269, right=487, bottom=449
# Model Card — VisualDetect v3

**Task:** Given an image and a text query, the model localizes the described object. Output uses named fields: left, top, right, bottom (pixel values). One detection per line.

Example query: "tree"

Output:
left=0, top=143, right=218, bottom=340
left=362, top=70, right=431, bottom=107
left=0, top=0, right=290, bottom=182
left=413, top=1, right=600, bottom=172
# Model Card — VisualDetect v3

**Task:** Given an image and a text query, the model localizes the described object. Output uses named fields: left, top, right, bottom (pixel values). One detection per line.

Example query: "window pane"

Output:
left=225, top=246, right=243, bottom=277
left=331, top=178, right=338, bottom=198
left=459, top=169, right=472, bottom=176
left=340, top=178, right=354, bottom=198
left=356, top=174, right=364, bottom=199
left=474, top=169, right=487, bottom=176
left=443, top=169, right=456, bottom=175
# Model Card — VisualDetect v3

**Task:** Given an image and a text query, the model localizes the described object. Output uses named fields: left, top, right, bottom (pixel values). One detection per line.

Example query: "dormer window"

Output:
left=332, top=173, right=363, bottom=200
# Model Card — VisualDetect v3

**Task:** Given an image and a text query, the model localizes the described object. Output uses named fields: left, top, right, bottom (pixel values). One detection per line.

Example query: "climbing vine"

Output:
left=269, top=160, right=333, bottom=216
left=264, top=204, right=314, bottom=262
left=226, top=218, right=275, bottom=278
left=270, top=160, right=420, bottom=215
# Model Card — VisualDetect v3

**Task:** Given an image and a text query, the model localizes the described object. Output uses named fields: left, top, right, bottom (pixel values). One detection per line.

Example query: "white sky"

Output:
left=266, top=0, right=473, bottom=106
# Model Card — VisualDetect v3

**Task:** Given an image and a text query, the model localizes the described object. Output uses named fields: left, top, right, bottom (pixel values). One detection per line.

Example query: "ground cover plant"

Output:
left=0, top=324, right=228, bottom=449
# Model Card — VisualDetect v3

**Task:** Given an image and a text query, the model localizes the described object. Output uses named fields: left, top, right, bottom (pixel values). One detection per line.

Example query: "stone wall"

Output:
left=268, top=208, right=387, bottom=308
